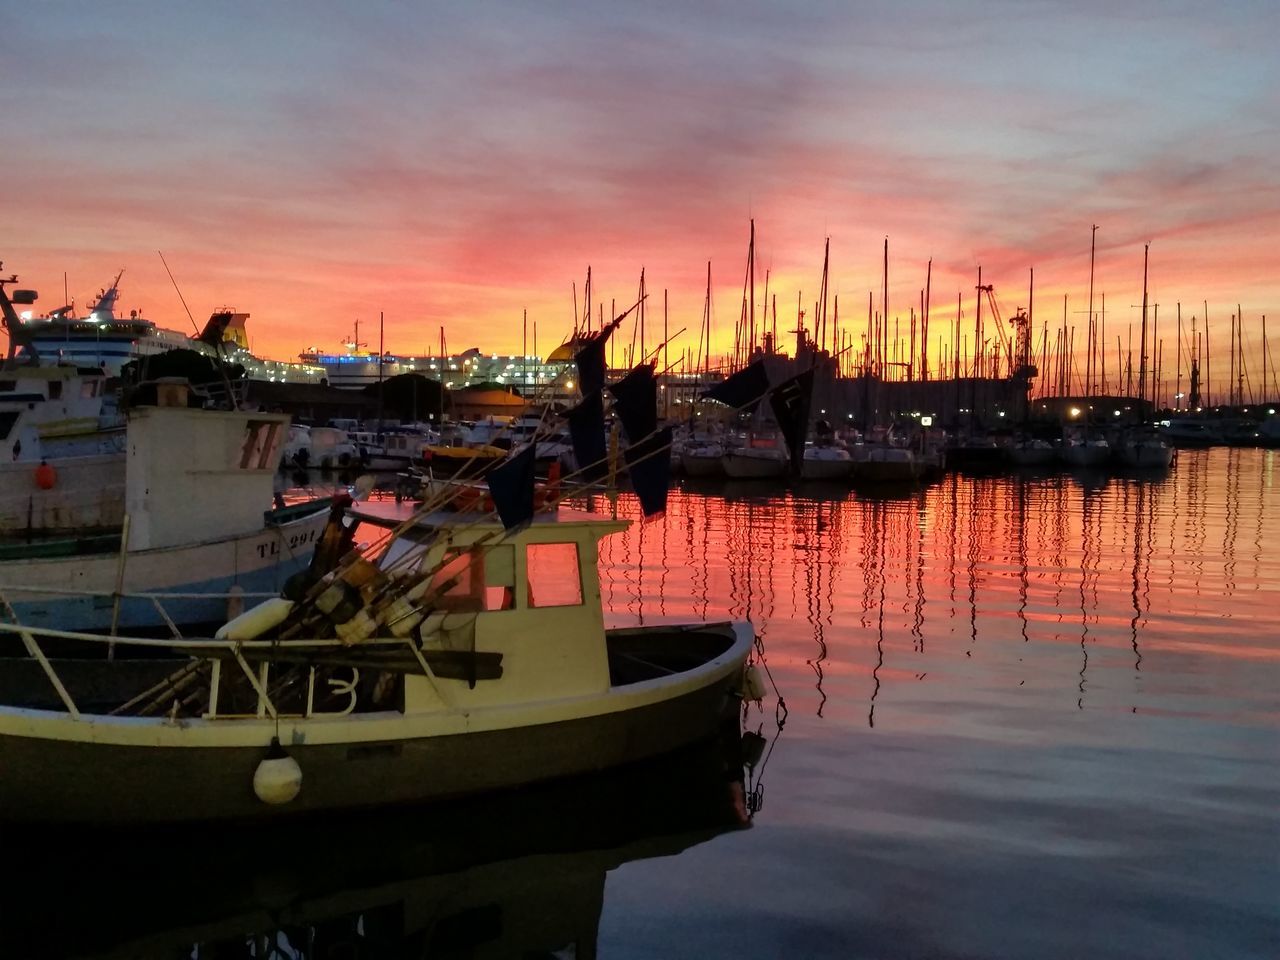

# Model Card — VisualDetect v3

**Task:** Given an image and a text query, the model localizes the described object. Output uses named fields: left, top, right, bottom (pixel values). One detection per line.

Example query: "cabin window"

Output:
left=429, top=546, right=515, bottom=612
left=525, top=542, right=583, bottom=607
left=81, top=379, right=99, bottom=399
left=0, top=411, right=17, bottom=441
left=239, top=420, right=283, bottom=469
left=47, top=380, right=63, bottom=400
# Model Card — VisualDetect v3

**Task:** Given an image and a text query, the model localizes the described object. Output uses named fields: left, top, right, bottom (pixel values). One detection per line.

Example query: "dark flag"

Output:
left=701, top=360, right=770, bottom=409
left=573, top=334, right=608, bottom=397
left=607, top=362, right=658, bottom=444
left=566, top=390, right=608, bottom=482
left=769, top=368, right=815, bottom=475
left=485, top=443, right=537, bottom=532
left=573, top=308, right=629, bottom=396
left=624, top=426, right=673, bottom=520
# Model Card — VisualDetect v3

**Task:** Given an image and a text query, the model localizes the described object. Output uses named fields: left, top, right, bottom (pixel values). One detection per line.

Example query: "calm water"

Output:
left=11, top=449, right=1279, bottom=958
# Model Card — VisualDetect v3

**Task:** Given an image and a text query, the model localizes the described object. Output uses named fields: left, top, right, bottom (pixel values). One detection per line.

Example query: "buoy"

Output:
left=253, top=737, right=302, bottom=805
left=742, top=664, right=767, bottom=702
left=34, top=460, right=56, bottom=490
left=215, top=597, right=295, bottom=641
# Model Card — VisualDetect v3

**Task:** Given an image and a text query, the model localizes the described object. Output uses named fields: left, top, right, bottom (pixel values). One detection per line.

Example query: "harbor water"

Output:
left=594, top=447, right=1279, bottom=959
left=9, top=448, right=1278, bottom=958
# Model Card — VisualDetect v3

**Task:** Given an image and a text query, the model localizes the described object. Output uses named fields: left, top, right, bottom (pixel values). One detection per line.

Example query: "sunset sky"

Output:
left=3, top=1, right=1277, bottom=393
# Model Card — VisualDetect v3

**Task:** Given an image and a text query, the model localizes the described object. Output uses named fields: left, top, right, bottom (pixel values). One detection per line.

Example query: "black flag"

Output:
left=702, top=360, right=769, bottom=409
left=573, top=309, right=628, bottom=396
left=485, top=443, right=537, bottom=531
left=769, top=368, right=815, bottom=475
left=607, top=362, right=658, bottom=444
left=624, top=426, right=673, bottom=519
left=566, top=390, right=607, bottom=482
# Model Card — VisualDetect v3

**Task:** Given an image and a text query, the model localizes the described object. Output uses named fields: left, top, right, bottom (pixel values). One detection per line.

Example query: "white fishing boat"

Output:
left=0, top=383, right=329, bottom=632
left=0, top=496, right=759, bottom=824
left=281, top=424, right=361, bottom=470
left=0, top=365, right=127, bottom=535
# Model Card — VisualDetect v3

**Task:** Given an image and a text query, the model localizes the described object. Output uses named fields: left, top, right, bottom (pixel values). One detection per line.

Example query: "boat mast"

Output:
left=1203, top=301, right=1211, bottom=408
left=1087, top=224, right=1097, bottom=395
left=1176, top=303, right=1183, bottom=411
left=922, top=259, right=933, bottom=381
left=1138, top=244, right=1149, bottom=404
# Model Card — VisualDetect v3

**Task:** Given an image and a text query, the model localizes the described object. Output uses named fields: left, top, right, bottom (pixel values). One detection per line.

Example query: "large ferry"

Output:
left=299, top=320, right=566, bottom=391
left=4, top=269, right=326, bottom=384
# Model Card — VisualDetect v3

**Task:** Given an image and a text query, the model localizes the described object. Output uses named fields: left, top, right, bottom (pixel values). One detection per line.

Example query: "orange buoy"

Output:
left=34, top=460, right=57, bottom=490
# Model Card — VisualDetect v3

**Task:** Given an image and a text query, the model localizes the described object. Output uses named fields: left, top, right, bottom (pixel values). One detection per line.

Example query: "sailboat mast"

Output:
left=923, top=258, right=932, bottom=381
left=1138, top=244, right=1149, bottom=403
left=749, top=220, right=756, bottom=358
left=1176, top=303, right=1182, bottom=411
left=1087, top=224, right=1097, bottom=395
left=975, top=266, right=983, bottom=378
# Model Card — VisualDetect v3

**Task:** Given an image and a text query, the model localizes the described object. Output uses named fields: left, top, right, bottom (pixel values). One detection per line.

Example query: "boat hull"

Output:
left=1, top=507, right=329, bottom=632
left=0, top=452, right=125, bottom=536
left=0, top=627, right=750, bottom=824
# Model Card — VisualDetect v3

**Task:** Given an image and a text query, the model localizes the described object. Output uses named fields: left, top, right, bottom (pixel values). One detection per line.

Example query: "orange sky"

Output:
left=4, top=2, right=1277, bottom=395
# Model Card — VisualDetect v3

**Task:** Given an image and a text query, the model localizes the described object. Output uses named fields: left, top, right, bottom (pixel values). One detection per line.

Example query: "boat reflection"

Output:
left=1, top=728, right=753, bottom=960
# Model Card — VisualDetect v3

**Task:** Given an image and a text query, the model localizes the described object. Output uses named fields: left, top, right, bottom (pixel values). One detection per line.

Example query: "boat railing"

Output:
left=0, top=588, right=441, bottom=722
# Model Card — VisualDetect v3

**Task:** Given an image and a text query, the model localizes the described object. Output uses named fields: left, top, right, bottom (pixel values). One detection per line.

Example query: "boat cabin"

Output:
left=0, top=365, right=110, bottom=438
left=350, top=501, right=628, bottom=711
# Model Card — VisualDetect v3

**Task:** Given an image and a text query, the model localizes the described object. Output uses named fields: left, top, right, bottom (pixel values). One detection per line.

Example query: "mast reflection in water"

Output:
left=589, top=450, right=1276, bottom=958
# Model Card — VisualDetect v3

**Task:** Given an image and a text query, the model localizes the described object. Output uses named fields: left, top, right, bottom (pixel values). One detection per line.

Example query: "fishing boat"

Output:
left=0, top=382, right=329, bottom=632
left=0, top=365, right=127, bottom=535
left=0, top=495, right=759, bottom=823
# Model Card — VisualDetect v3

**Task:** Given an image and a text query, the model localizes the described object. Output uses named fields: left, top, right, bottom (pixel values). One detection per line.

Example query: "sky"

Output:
left=2, top=0, right=1277, bottom=394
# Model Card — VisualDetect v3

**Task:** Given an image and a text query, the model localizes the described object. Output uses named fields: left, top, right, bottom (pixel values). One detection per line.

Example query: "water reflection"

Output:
left=3, top=731, right=751, bottom=959
left=596, top=450, right=1277, bottom=724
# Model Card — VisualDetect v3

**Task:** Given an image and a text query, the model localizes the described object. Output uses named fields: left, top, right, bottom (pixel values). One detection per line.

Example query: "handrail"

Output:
left=0, top=585, right=279, bottom=600
left=0, top=620, right=391, bottom=651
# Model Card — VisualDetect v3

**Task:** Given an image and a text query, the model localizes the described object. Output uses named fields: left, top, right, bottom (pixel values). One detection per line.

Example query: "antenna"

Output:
left=158, top=251, right=202, bottom=335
